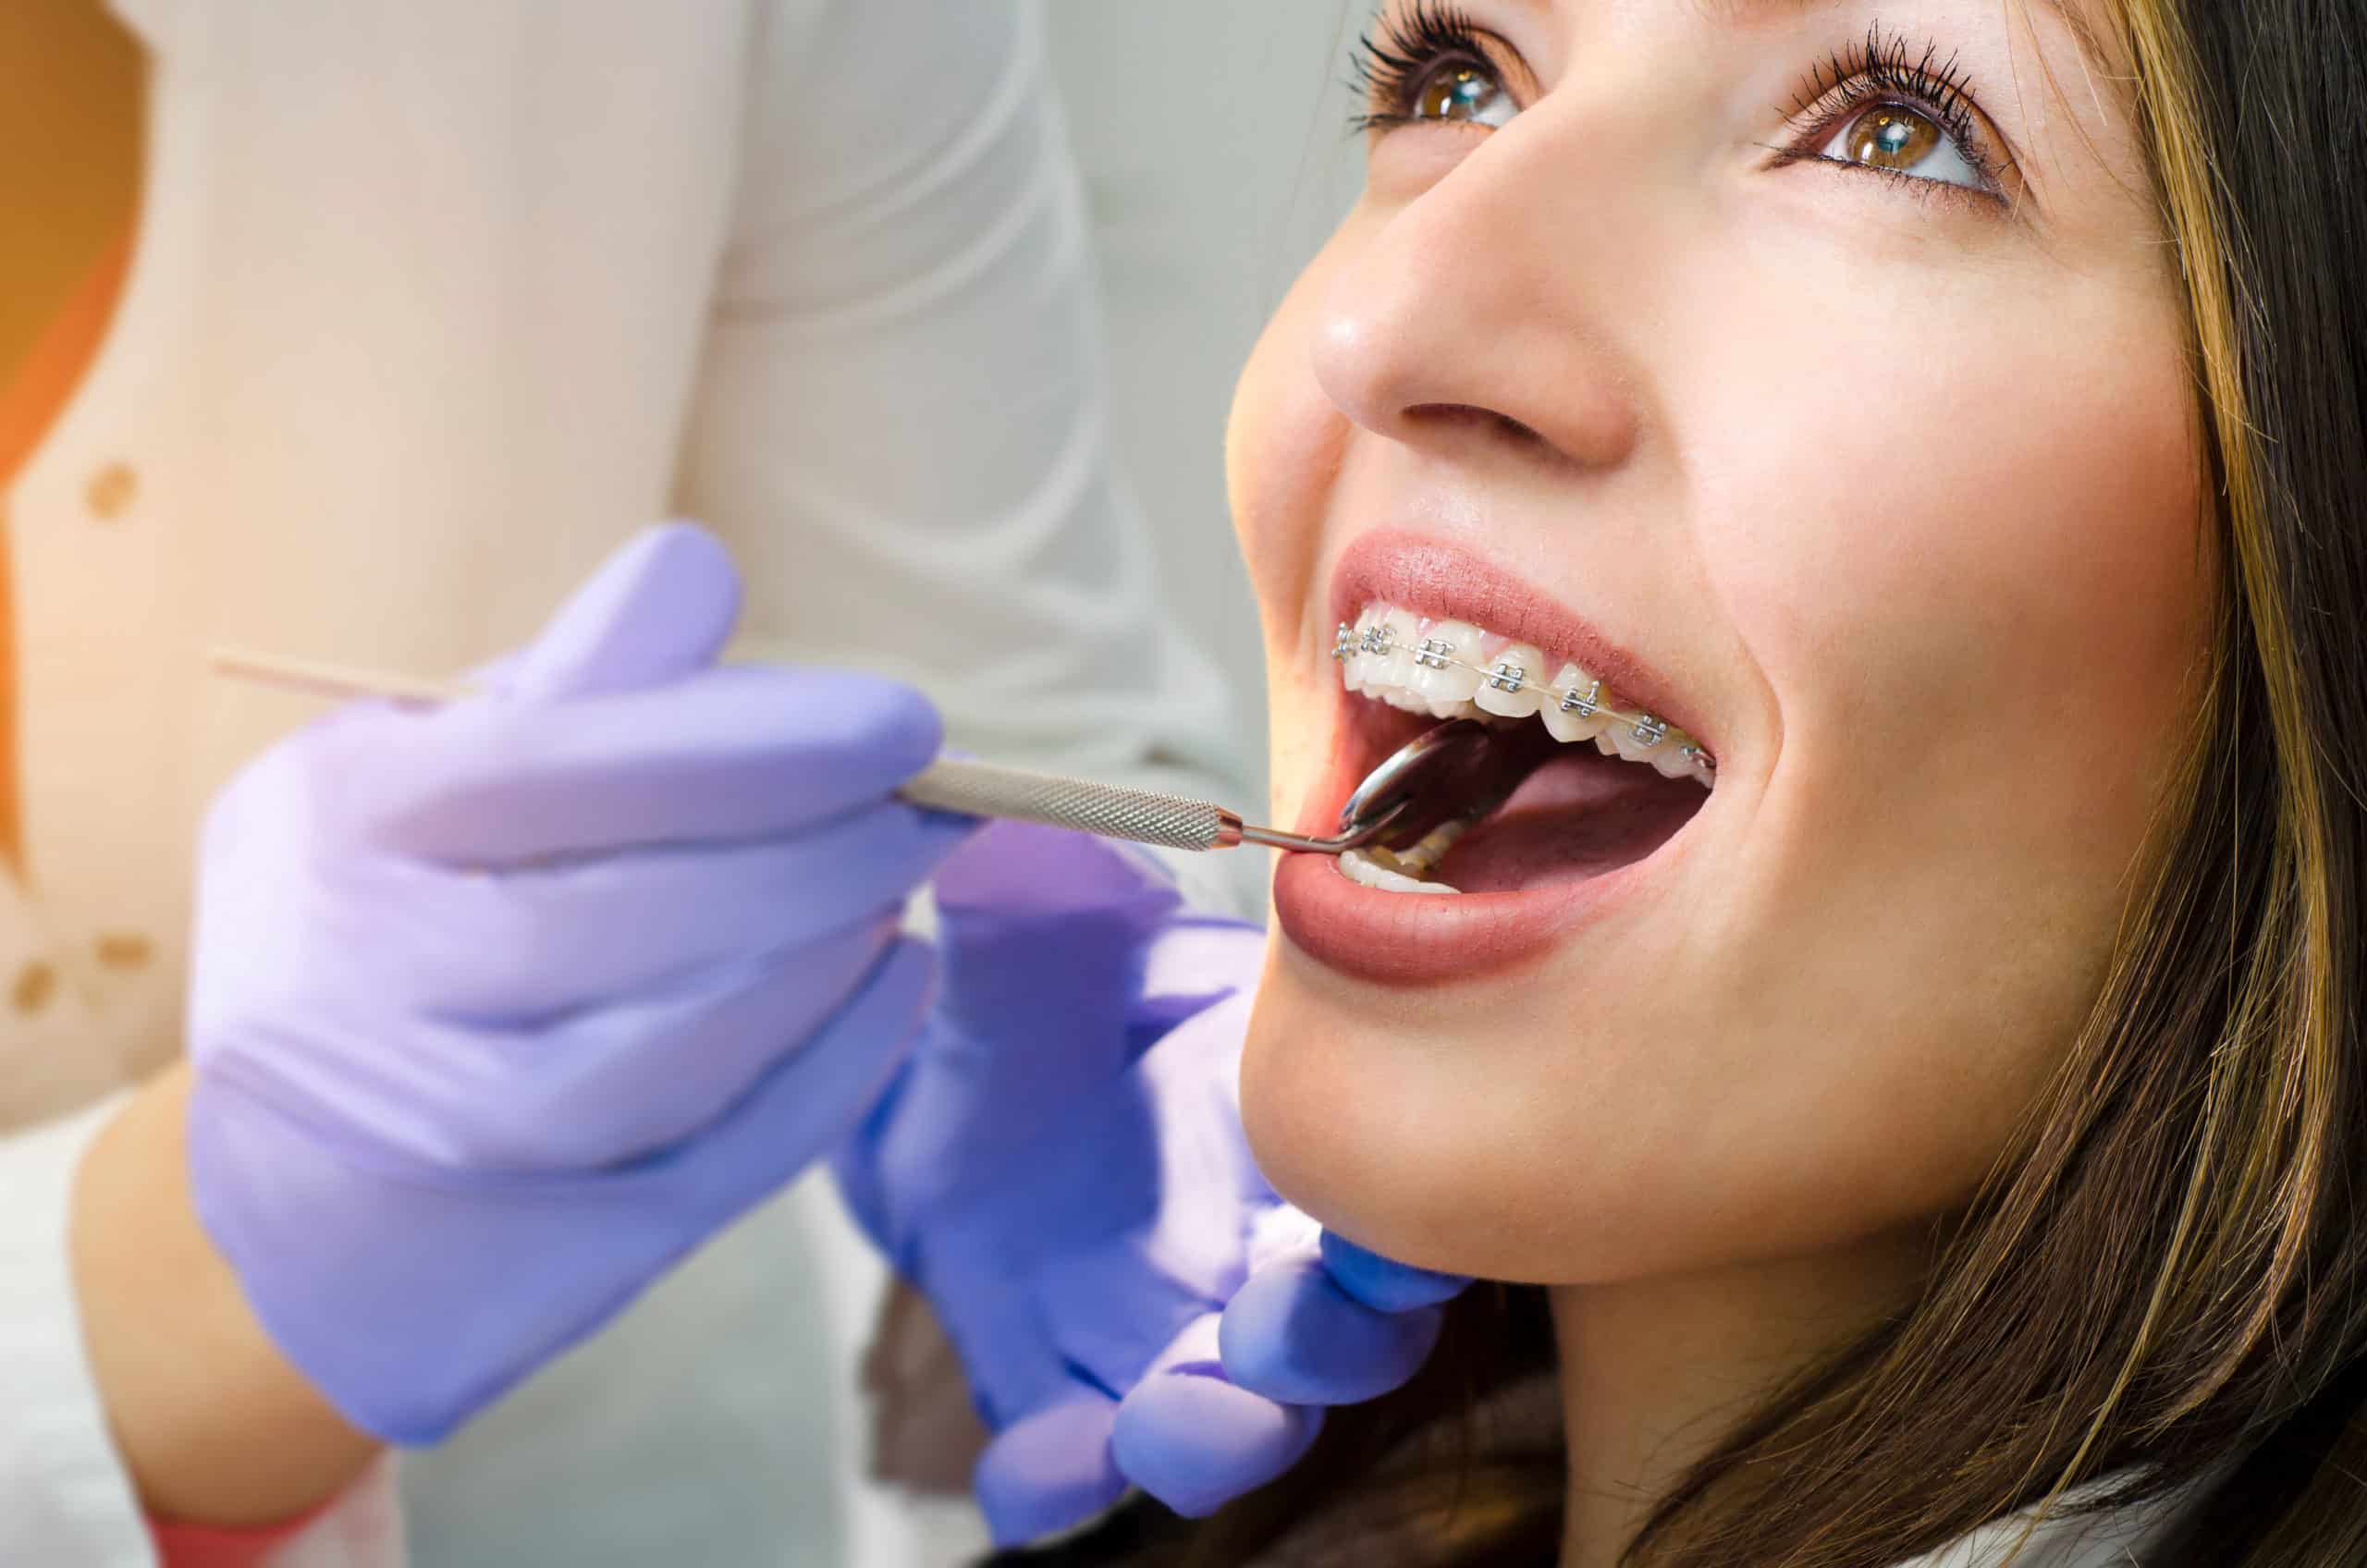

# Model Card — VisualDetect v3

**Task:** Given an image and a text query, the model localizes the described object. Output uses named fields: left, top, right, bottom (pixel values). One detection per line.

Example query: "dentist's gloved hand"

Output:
left=186, top=523, right=970, bottom=1445
left=832, top=822, right=1469, bottom=1544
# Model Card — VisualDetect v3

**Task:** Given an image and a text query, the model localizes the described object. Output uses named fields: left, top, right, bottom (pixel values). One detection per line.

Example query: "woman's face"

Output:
left=1233, top=0, right=2207, bottom=1282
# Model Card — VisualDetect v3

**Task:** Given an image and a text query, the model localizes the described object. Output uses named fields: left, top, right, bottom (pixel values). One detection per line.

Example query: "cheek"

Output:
left=1684, top=249, right=2210, bottom=781
left=1228, top=285, right=1329, bottom=652
left=1642, top=254, right=2214, bottom=1247
left=1226, top=219, right=1385, bottom=662
left=1226, top=229, right=1367, bottom=822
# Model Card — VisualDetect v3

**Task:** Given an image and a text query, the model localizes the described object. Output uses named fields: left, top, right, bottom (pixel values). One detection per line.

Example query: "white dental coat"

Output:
left=0, top=2, right=1253, bottom=1564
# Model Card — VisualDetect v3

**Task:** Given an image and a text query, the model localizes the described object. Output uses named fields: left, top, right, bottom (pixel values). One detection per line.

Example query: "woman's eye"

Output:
left=1409, top=62, right=1516, bottom=128
left=1816, top=103, right=1985, bottom=190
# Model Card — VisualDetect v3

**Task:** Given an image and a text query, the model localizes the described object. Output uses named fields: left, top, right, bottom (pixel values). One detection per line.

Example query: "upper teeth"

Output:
left=1334, top=605, right=1715, bottom=789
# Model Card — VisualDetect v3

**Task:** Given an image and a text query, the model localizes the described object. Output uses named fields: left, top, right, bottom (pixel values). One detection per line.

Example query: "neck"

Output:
left=1550, top=1231, right=1929, bottom=1568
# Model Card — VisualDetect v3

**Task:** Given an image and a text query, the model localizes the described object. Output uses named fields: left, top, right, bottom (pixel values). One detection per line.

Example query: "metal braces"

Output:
left=1332, top=620, right=1717, bottom=778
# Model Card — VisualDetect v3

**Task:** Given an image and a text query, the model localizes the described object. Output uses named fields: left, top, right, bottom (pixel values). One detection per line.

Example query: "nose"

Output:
left=1311, top=121, right=1644, bottom=475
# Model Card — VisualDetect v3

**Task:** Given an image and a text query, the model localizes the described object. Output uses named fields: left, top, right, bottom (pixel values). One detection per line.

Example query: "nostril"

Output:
left=1404, top=402, right=1550, bottom=451
left=1492, top=410, right=1547, bottom=448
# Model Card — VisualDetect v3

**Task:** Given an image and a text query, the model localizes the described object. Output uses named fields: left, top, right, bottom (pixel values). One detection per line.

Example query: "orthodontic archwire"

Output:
left=1331, top=620, right=1718, bottom=780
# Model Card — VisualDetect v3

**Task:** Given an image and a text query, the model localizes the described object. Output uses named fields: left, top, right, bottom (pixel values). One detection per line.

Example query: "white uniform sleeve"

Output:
left=0, top=1095, right=154, bottom=1568
left=0, top=1093, right=409, bottom=1568
left=671, top=0, right=1261, bottom=919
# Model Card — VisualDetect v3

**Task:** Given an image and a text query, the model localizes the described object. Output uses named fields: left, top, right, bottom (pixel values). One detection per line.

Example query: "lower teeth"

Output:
left=1336, top=848, right=1461, bottom=895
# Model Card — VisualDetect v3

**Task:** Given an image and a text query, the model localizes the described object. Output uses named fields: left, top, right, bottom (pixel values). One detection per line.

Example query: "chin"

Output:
left=1240, top=964, right=1640, bottom=1284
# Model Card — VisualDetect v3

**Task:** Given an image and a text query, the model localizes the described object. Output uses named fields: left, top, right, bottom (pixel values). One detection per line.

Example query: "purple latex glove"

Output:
left=1108, top=1228, right=1469, bottom=1520
left=832, top=822, right=1470, bottom=1543
left=186, top=523, right=971, bottom=1444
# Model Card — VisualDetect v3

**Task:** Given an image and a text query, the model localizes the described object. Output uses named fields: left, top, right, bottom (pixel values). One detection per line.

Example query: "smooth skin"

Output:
left=74, top=1066, right=383, bottom=1525
left=1228, top=1, right=2205, bottom=1562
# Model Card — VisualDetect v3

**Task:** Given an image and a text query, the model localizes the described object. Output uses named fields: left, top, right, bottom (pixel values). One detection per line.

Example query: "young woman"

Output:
left=1009, top=0, right=2366, bottom=1562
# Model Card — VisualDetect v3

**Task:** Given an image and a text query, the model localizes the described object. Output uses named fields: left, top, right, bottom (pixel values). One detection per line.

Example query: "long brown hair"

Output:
left=998, top=0, right=2367, bottom=1562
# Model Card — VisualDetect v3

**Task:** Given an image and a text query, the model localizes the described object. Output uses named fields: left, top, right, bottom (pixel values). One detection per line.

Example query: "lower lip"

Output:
left=1269, top=761, right=1676, bottom=987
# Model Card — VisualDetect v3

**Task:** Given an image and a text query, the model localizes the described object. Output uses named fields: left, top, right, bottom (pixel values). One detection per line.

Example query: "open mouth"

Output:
left=1331, top=699, right=1710, bottom=897
left=1270, top=535, right=1720, bottom=986
left=1325, top=602, right=1712, bottom=897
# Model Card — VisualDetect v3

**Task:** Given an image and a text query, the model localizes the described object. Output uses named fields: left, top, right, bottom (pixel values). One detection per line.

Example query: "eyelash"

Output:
left=1347, top=9, right=2007, bottom=203
left=1773, top=26, right=2005, bottom=201
left=1346, top=0, right=1495, bottom=135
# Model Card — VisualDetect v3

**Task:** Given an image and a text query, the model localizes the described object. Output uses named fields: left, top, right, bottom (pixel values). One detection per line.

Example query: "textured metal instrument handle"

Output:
left=899, top=759, right=1241, bottom=853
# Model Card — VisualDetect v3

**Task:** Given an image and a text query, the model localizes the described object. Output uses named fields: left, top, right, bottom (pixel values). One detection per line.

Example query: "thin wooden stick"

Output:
left=207, top=647, right=475, bottom=706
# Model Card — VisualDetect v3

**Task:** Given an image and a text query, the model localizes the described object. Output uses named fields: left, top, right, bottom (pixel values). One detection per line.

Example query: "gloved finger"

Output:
left=1110, top=1313, right=1322, bottom=1519
left=841, top=835, right=1207, bottom=1246
left=215, top=917, right=908, bottom=1173
left=974, top=1392, right=1127, bottom=1549
left=190, top=939, right=937, bottom=1447
left=1217, top=1250, right=1448, bottom=1407
left=354, top=801, right=968, bottom=1019
left=1320, top=1231, right=1471, bottom=1313
left=1033, top=1235, right=1224, bottom=1400
left=461, top=923, right=911, bottom=1169
left=922, top=820, right=1184, bottom=1096
left=321, top=663, right=945, bottom=864
left=506, top=522, right=742, bottom=700
left=657, top=936, right=937, bottom=1219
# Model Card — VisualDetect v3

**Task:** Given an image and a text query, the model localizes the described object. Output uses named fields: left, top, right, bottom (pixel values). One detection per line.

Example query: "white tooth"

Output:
left=1336, top=849, right=1461, bottom=895
left=1377, top=685, right=1433, bottom=715
left=1651, top=744, right=1697, bottom=779
left=1404, top=619, right=1484, bottom=708
left=1342, top=607, right=1377, bottom=692
left=1594, top=732, right=1618, bottom=755
left=1387, top=818, right=1470, bottom=875
left=1473, top=643, right=1545, bottom=718
left=1371, top=607, right=1420, bottom=691
left=1538, top=663, right=1611, bottom=743
left=1612, top=718, right=1667, bottom=763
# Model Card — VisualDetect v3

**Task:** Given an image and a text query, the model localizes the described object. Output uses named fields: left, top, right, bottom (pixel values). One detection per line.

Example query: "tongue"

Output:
left=1430, top=747, right=1704, bottom=894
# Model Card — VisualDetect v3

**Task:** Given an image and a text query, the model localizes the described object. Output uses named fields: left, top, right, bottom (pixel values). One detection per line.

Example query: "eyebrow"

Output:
left=1577, top=0, right=2112, bottom=79
left=1723, top=0, right=2111, bottom=71
left=1471, top=0, right=2127, bottom=190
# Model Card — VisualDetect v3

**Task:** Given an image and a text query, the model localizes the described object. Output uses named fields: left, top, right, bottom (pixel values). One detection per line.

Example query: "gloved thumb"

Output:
left=506, top=522, right=742, bottom=701
left=1215, top=1242, right=1459, bottom=1407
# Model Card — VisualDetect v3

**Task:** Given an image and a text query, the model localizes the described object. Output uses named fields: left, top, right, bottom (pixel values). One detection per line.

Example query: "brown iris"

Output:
left=1416, top=66, right=1500, bottom=123
left=1842, top=104, right=1941, bottom=170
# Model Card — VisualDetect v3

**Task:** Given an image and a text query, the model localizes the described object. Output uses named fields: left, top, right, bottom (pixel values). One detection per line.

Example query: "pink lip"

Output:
left=1270, top=530, right=1709, bottom=987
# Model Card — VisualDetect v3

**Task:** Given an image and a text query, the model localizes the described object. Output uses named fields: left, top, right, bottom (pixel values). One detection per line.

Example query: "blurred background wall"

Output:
left=1044, top=2, right=1367, bottom=816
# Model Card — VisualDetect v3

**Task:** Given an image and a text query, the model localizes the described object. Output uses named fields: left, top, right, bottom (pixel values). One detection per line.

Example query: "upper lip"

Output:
left=1325, top=528, right=1718, bottom=756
